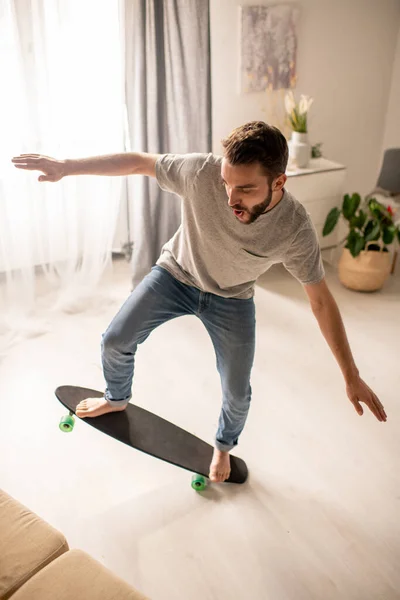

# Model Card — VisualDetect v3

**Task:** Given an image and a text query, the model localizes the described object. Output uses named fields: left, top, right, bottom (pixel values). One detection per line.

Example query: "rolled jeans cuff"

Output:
left=104, top=390, right=131, bottom=407
left=214, top=439, right=235, bottom=453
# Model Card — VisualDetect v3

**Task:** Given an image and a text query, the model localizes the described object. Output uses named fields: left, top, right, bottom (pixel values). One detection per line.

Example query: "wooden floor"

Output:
left=1, top=259, right=399, bottom=599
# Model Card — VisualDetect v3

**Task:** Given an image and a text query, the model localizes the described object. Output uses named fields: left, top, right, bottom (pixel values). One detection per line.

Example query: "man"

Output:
left=12, top=121, right=387, bottom=483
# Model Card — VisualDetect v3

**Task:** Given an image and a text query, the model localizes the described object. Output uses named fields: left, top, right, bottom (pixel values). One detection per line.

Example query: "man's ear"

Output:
left=273, top=174, right=287, bottom=191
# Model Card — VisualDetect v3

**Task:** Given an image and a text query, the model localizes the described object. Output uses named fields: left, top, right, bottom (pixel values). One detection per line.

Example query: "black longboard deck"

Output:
left=55, top=385, right=248, bottom=484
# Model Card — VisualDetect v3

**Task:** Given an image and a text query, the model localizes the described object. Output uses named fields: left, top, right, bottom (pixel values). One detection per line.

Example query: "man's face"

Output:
left=220, top=159, right=273, bottom=224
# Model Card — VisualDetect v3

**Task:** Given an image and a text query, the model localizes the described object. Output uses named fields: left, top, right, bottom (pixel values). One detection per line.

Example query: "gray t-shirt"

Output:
left=155, top=153, right=324, bottom=299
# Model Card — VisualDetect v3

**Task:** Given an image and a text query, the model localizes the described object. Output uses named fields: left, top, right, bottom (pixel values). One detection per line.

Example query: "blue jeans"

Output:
left=101, top=266, right=255, bottom=452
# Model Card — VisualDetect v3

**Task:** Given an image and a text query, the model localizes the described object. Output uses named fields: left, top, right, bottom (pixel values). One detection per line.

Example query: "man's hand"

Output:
left=346, top=376, right=387, bottom=422
left=304, top=279, right=387, bottom=423
left=12, top=154, right=65, bottom=182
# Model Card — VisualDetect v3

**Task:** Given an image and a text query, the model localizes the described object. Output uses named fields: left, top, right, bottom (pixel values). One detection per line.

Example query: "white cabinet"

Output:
left=285, top=158, right=346, bottom=249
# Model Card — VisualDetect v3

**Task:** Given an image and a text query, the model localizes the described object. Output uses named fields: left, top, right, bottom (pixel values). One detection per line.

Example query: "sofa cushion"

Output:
left=0, top=489, right=69, bottom=600
left=11, top=549, right=149, bottom=600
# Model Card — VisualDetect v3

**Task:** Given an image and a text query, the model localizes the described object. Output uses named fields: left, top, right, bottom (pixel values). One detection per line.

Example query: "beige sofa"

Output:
left=0, top=489, right=149, bottom=600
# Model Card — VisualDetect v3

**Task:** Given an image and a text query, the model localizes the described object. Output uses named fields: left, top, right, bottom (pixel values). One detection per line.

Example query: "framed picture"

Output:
left=240, top=4, right=300, bottom=93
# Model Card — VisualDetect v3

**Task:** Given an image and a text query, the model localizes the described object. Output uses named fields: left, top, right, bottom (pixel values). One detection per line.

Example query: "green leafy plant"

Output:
left=323, top=194, right=400, bottom=258
left=311, top=143, right=323, bottom=158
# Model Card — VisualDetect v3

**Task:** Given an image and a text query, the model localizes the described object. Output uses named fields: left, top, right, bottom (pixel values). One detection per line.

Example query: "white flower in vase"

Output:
left=284, top=90, right=296, bottom=115
left=299, top=95, right=314, bottom=115
left=284, top=90, right=314, bottom=168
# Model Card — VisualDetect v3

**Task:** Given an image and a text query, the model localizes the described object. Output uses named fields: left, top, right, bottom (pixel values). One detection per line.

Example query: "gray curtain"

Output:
left=125, top=0, right=211, bottom=288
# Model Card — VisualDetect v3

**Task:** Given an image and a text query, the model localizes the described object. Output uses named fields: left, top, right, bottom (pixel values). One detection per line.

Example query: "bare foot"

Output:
left=76, top=397, right=127, bottom=418
left=209, top=448, right=231, bottom=482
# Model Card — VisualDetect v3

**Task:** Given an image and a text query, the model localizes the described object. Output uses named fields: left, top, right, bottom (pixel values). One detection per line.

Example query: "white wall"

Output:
left=382, top=23, right=400, bottom=151
left=210, top=0, right=400, bottom=195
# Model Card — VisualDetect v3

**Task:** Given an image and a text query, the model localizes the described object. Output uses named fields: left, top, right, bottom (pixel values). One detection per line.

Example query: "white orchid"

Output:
left=284, top=90, right=296, bottom=115
left=284, top=90, right=314, bottom=133
left=299, top=95, right=314, bottom=115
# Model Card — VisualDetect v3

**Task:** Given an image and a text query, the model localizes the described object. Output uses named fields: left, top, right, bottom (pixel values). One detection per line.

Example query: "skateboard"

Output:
left=55, top=385, right=248, bottom=491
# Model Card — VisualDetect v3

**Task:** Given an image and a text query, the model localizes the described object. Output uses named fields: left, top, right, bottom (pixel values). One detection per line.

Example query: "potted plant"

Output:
left=323, top=194, right=400, bottom=291
left=284, top=91, right=314, bottom=168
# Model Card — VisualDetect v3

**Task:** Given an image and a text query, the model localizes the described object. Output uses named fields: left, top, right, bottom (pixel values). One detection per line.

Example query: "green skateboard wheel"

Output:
left=59, top=414, right=75, bottom=432
left=191, top=474, right=206, bottom=491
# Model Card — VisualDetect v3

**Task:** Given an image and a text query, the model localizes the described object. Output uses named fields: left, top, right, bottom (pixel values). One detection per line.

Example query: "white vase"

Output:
left=290, top=131, right=311, bottom=168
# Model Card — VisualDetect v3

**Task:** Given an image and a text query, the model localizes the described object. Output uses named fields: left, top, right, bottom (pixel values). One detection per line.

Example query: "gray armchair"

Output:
left=371, top=148, right=400, bottom=274
left=376, top=148, right=400, bottom=196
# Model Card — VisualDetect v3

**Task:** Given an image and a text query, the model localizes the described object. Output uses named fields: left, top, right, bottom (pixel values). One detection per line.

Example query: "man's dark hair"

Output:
left=222, top=121, right=288, bottom=182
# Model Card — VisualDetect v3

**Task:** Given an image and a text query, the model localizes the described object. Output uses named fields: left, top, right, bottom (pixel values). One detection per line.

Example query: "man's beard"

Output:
left=232, top=187, right=273, bottom=224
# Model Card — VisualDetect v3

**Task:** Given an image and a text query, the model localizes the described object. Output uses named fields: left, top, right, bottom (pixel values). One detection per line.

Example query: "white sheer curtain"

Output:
left=0, top=0, right=126, bottom=355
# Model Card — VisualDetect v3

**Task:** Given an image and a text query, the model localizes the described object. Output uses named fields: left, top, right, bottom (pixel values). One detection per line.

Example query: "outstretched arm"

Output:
left=304, top=278, right=387, bottom=422
left=11, top=152, right=160, bottom=182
